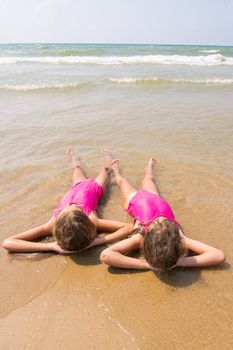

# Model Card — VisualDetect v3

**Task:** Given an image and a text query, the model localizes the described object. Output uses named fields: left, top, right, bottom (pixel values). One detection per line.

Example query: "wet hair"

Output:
left=129, top=225, right=146, bottom=237
left=54, top=209, right=97, bottom=251
left=141, top=219, right=186, bottom=272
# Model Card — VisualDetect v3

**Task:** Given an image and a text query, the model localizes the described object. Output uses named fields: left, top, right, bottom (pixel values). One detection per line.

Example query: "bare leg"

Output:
left=141, top=157, right=160, bottom=195
left=95, top=149, right=115, bottom=191
left=67, top=147, right=88, bottom=183
left=111, top=160, right=137, bottom=209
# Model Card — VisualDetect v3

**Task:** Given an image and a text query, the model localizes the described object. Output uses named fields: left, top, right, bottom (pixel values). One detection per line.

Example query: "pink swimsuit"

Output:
left=127, top=189, right=177, bottom=228
left=53, top=179, right=103, bottom=218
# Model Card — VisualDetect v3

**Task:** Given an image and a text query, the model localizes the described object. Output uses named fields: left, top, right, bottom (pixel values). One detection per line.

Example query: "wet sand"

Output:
left=0, top=154, right=232, bottom=350
left=0, top=55, right=233, bottom=348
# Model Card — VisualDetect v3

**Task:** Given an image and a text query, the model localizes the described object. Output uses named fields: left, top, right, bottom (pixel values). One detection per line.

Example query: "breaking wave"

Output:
left=0, top=53, right=233, bottom=66
left=0, top=82, right=89, bottom=91
left=199, top=49, right=220, bottom=54
left=109, top=77, right=233, bottom=85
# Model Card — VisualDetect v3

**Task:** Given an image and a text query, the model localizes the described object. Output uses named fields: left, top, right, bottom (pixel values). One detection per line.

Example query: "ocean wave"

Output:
left=0, top=53, right=233, bottom=65
left=199, top=49, right=220, bottom=54
left=109, top=78, right=159, bottom=84
left=38, top=45, right=50, bottom=49
left=0, top=82, right=88, bottom=91
left=109, top=77, right=233, bottom=85
left=59, top=49, right=85, bottom=56
left=58, top=49, right=97, bottom=56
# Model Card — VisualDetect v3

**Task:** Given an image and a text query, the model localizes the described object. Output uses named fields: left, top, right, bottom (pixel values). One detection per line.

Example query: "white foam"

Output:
left=0, top=54, right=233, bottom=66
left=109, top=77, right=233, bottom=85
left=0, top=82, right=86, bottom=91
left=109, top=77, right=159, bottom=83
left=173, top=78, right=233, bottom=84
left=199, top=49, right=220, bottom=54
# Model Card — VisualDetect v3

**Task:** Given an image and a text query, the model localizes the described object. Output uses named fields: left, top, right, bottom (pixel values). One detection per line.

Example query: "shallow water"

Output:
left=0, top=44, right=233, bottom=349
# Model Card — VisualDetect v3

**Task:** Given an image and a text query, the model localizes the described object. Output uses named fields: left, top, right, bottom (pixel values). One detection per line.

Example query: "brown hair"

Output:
left=129, top=225, right=146, bottom=237
left=54, top=209, right=97, bottom=251
left=142, top=219, right=186, bottom=271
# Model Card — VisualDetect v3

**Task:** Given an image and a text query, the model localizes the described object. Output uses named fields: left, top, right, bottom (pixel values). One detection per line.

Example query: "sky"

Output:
left=0, top=0, right=233, bottom=45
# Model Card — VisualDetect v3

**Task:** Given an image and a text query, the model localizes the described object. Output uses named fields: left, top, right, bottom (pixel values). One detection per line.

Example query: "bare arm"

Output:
left=90, top=219, right=134, bottom=246
left=100, top=234, right=151, bottom=270
left=2, top=217, right=56, bottom=253
left=176, top=237, right=226, bottom=268
left=94, top=218, right=131, bottom=232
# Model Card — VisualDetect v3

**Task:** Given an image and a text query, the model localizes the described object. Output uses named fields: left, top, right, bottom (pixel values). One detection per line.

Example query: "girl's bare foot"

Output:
left=67, top=147, right=82, bottom=168
left=101, top=149, right=117, bottom=170
left=144, top=157, right=156, bottom=179
left=147, top=157, right=156, bottom=170
left=111, top=159, right=120, bottom=176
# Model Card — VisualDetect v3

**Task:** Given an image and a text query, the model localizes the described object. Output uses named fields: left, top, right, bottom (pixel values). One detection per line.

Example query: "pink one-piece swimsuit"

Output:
left=53, top=179, right=103, bottom=218
left=127, top=189, right=177, bottom=228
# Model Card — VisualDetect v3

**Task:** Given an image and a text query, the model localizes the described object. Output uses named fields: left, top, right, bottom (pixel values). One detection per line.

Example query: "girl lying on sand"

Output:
left=100, top=158, right=225, bottom=271
left=2, top=149, right=132, bottom=254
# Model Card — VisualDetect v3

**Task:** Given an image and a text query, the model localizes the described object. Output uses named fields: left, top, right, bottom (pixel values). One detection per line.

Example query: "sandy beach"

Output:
left=0, top=44, right=233, bottom=349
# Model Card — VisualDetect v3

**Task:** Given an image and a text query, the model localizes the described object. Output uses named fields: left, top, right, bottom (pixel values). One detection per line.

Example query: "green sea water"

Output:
left=0, top=43, right=233, bottom=90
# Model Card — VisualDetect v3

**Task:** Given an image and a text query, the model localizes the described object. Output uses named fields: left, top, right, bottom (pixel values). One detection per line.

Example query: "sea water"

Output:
left=0, top=44, right=233, bottom=350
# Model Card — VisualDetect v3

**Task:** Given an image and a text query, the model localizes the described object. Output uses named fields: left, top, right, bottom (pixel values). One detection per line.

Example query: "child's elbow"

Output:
left=215, top=249, right=226, bottom=265
left=2, top=239, right=13, bottom=251
left=100, top=248, right=111, bottom=265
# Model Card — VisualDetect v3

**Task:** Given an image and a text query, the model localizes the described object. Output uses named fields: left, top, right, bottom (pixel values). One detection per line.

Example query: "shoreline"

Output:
left=1, top=155, right=232, bottom=349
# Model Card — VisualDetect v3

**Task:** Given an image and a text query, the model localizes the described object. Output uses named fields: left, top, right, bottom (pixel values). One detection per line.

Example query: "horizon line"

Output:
left=0, top=42, right=233, bottom=47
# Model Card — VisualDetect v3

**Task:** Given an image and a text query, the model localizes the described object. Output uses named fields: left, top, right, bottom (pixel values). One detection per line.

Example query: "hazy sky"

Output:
left=0, top=0, right=233, bottom=45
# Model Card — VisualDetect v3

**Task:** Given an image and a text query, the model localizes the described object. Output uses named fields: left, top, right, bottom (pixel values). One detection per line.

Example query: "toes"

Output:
left=149, top=157, right=156, bottom=164
left=111, top=159, right=119, bottom=166
left=67, top=147, right=74, bottom=155
left=101, top=149, right=109, bottom=154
